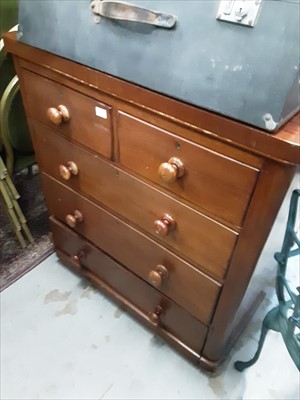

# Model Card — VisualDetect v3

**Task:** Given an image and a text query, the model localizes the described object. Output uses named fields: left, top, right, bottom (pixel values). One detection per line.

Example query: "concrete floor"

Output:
left=1, top=252, right=299, bottom=400
left=1, top=174, right=300, bottom=400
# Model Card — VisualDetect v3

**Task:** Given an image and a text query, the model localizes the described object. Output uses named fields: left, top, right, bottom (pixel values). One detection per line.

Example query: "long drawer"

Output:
left=42, top=173, right=221, bottom=324
left=32, top=123, right=237, bottom=279
left=21, top=69, right=113, bottom=159
left=118, top=112, right=259, bottom=227
left=50, top=217, right=208, bottom=357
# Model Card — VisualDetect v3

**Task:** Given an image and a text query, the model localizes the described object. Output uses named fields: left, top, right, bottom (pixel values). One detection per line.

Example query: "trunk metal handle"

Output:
left=90, top=0, right=177, bottom=29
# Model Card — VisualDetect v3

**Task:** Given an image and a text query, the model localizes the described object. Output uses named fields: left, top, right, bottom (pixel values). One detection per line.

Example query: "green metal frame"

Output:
left=0, top=73, right=35, bottom=175
left=235, top=189, right=300, bottom=372
left=1, top=24, right=34, bottom=175
left=0, top=74, right=19, bottom=175
left=0, top=156, right=33, bottom=247
left=0, top=22, right=35, bottom=247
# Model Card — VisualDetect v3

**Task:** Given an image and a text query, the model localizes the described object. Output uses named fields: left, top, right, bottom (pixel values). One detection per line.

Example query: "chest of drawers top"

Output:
left=4, top=32, right=299, bottom=165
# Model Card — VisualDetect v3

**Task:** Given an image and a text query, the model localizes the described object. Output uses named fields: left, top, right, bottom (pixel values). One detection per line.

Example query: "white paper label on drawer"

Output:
left=95, top=106, right=107, bottom=119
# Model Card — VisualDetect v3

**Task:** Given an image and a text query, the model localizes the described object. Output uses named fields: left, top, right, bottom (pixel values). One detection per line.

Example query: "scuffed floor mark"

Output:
left=91, top=344, right=98, bottom=350
left=268, top=388, right=280, bottom=398
left=232, top=339, right=246, bottom=353
left=55, top=299, right=78, bottom=316
left=99, top=383, right=114, bottom=399
left=80, top=286, right=97, bottom=299
left=105, top=335, right=111, bottom=343
left=114, top=308, right=123, bottom=318
left=264, top=297, right=273, bottom=307
left=44, top=289, right=71, bottom=304
left=150, top=334, right=165, bottom=348
left=44, top=384, right=57, bottom=395
left=77, top=278, right=90, bottom=290
left=207, top=375, right=228, bottom=399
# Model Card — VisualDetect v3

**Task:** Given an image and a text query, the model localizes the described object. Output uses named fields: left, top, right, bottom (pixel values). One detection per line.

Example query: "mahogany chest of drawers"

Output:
left=4, top=32, right=299, bottom=371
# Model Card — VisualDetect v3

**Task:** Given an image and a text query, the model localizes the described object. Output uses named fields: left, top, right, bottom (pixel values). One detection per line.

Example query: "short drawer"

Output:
left=43, top=174, right=221, bottom=324
left=50, top=217, right=208, bottom=357
left=21, top=68, right=112, bottom=159
left=118, top=112, right=259, bottom=227
left=33, top=124, right=238, bottom=280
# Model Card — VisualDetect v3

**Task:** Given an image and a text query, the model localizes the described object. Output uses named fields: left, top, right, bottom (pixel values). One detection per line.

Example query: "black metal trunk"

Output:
left=18, top=0, right=300, bottom=131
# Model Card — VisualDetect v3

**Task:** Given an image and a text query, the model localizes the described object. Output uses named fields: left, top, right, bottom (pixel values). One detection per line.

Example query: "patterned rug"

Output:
left=0, top=165, right=53, bottom=291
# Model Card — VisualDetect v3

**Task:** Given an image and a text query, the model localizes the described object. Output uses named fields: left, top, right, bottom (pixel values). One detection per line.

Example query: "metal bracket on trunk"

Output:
left=90, top=0, right=177, bottom=28
left=217, top=0, right=262, bottom=28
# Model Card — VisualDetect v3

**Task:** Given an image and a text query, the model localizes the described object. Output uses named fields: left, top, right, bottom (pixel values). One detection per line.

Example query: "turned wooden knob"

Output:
left=148, top=306, right=163, bottom=325
left=158, top=157, right=184, bottom=183
left=148, top=265, right=168, bottom=288
left=154, top=214, right=176, bottom=237
left=66, top=210, right=84, bottom=228
left=59, top=161, right=79, bottom=180
left=47, top=105, right=70, bottom=126
left=72, top=250, right=85, bottom=266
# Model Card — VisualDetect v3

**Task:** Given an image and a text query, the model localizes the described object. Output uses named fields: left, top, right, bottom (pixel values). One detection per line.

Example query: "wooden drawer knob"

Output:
left=148, top=265, right=168, bottom=288
left=154, top=214, right=176, bottom=237
left=66, top=210, right=84, bottom=228
left=148, top=306, right=163, bottom=326
left=47, top=105, right=70, bottom=126
left=158, top=157, right=184, bottom=183
left=59, top=161, right=79, bottom=180
left=72, top=250, right=85, bottom=266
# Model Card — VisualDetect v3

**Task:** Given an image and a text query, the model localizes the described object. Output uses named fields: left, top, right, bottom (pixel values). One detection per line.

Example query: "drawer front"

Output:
left=21, top=69, right=112, bottom=159
left=118, top=112, right=259, bottom=227
left=33, top=124, right=238, bottom=279
left=42, top=174, right=221, bottom=324
left=50, top=217, right=208, bottom=356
